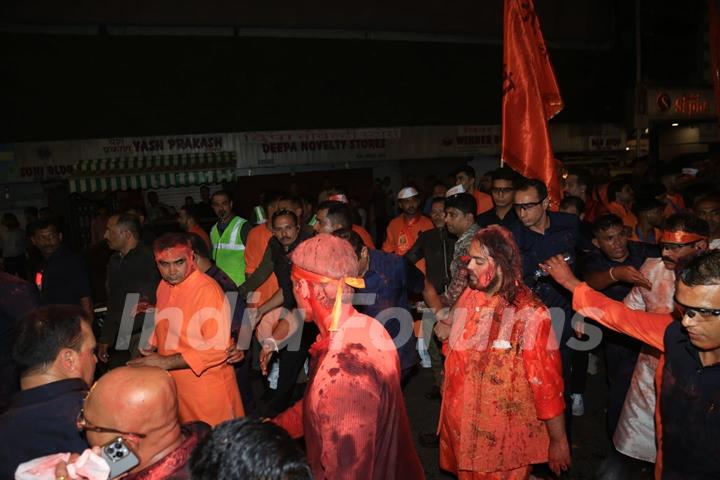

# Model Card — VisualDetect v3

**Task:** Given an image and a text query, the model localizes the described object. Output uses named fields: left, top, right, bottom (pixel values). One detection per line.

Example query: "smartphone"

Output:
left=100, top=437, right=140, bottom=479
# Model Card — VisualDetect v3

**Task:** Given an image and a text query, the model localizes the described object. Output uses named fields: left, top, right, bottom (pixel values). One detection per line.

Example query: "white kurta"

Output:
left=613, top=258, right=675, bottom=463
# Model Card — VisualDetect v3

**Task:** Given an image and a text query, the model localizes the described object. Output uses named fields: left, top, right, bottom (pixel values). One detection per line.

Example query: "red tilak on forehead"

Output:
left=155, top=245, right=192, bottom=261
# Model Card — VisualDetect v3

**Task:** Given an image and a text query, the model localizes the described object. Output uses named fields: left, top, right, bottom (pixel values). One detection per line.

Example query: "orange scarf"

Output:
left=659, top=230, right=707, bottom=244
left=291, top=265, right=365, bottom=332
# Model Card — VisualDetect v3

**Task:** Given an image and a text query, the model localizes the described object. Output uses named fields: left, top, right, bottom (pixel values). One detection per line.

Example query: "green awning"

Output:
left=69, top=152, right=237, bottom=193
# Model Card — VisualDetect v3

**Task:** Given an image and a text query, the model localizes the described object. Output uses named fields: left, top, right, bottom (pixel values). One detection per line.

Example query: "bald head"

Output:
left=84, top=366, right=181, bottom=471
left=87, top=366, right=177, bottom=433
left=291, top=234, right=358, bottom=280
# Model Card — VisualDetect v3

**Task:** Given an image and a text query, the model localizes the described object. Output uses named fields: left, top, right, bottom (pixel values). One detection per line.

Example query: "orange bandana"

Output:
left=659, top=230, right=707, bottom=245
left=291, top=265, right=365, bottom=332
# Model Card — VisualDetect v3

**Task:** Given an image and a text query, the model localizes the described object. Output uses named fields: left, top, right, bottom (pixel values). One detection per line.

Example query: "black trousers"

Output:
left=262, top=322, right=319, bottom=417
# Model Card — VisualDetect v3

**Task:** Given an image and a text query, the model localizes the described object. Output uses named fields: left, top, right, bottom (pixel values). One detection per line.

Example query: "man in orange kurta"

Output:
left=314, top=199, right=376, bottom=249
left=244, top=222, right=280, bottom=305
left=382, top=187, right=434, bottom=256
left=434, top=226, right=569, bottom=479
left=128, top=232, right=243, bottom=426
left=454, top=165, right=493, bottom=215
left=179, top=204, right=212, bottom=250
left=606, top=179, right=637, bottom=229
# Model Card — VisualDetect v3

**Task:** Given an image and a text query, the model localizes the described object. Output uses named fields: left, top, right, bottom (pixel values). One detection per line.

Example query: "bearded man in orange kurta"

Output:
left=434, top=226, right=570, bottom=479
left=128, top=232, right=243, bottom=426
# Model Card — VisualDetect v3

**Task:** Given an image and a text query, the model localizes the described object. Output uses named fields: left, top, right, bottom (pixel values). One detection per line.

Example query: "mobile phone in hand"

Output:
left=100, top=437, right=139, bottom=478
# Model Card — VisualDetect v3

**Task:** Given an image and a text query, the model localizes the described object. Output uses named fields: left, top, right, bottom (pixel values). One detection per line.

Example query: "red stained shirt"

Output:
left=273, top=310, right=425, bottom=480
left=439, top=288, right=565, bottom=474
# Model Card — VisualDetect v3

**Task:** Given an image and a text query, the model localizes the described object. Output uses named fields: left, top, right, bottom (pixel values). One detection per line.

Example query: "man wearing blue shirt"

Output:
left=510, top=178, right=580, bottom=435
left=0, top=305, right=96, bottom=478
left=334, top=229, right=424, bottom=383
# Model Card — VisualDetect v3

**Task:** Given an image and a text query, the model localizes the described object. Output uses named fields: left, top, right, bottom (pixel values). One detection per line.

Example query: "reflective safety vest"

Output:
left=210, top=216, right=247, bottom=285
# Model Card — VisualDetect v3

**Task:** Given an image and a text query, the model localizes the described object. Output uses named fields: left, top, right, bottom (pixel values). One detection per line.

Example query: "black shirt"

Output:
left=476, top=208, right=520, bottom=229
left=100, top=244, right=160, bottom=344
left=206, top=263, right=246, bottom=333
left=32, top=245, right=91, bottom=307
left=509, top=212, right=579, bottom=315
left=404, top=227, right=456, bottom=294
left=579, top=241, right=660, bottom=302
left=0, top=378, right=88, bottom=478
left=238, top=230, right=312, bottom=311
left=660, top=321, right=720, bottom=478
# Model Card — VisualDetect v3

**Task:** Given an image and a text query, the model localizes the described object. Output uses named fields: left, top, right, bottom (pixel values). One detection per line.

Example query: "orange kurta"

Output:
left=663, top=192, right=685, bottom=218
left=244, top=224, right=279, bottom=305
left=352, top=224, right=376, bottom=249
left=189, top=224, right=211, bottom=250
left=473, top=190, right=494, bottom=215
left=382, top=214, right=434, bottom=256
left=607, top=201, right=638, bottom=229
left=153, top=269, right=244, bottom=426
left=439, top=288, right=565, bottom=477
left=629, top=226, right=662, bottom=244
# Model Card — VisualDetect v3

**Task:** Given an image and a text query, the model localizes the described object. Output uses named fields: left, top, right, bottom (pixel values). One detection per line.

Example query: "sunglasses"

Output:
left=513, top=196, right=547, bottom=211
left=76, top=408, right=147, bottom=438
left=673, top=296, right=720, bottom=319
left=660, top=241, right=700, bottom=252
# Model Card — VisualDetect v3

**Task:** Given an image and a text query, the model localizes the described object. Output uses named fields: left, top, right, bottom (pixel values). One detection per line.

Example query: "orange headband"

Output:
left=291, top=265, right=365, bottom=332
left=328, top=194, right=349, bottom=204
left=659, top=230, right=707, bottom=244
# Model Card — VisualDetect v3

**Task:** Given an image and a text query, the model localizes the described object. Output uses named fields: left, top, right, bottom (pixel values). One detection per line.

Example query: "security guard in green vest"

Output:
left=209, top=190, right=252, bottom=286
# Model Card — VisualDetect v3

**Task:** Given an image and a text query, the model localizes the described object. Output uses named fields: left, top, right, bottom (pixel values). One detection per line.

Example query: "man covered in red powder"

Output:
left=434, top=226, right=570, bottom=479
left=273, top=234, right=424, bottom=480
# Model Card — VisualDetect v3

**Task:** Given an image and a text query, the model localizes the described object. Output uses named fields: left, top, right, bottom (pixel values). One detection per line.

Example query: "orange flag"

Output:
left=502, top=0, right=564, bottom=207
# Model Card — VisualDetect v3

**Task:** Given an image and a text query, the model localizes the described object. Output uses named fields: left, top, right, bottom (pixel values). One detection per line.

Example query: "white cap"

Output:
left=397, top=187, right=419, bottom=200
left=445, top=185, right=466, bottom=197
left=328, top=194, right=349, bottom=203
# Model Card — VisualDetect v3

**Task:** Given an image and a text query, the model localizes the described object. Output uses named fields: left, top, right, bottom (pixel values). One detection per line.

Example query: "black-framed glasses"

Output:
left=513, top=196, right=547, bottom=211
left=673, top=296, right=720, bottom=319
left=76, top=408, right=147, bottom=438
left=660, top=241, right=700, bottom=252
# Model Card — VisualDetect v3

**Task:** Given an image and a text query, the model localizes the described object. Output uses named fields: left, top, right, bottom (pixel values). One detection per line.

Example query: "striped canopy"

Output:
left=69, top=152, right=237, bottom=193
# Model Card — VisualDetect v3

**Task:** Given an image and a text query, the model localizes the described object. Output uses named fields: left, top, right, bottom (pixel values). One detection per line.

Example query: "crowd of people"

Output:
left=1, top=155, right=720, bottom=479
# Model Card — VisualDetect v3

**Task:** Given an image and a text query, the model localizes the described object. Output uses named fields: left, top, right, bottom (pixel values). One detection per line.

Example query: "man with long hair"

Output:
left=436, top=226, right=570, bottom=479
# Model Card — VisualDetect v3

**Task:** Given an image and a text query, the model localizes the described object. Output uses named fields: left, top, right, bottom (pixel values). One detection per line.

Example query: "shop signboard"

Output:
left=646, top=87, right=716, bottom=120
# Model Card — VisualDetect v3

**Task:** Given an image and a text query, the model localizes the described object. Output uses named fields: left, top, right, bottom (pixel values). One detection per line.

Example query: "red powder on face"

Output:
left=474, top=257, right=497, bottom=289
left=155, top=245, right=192, bottom=263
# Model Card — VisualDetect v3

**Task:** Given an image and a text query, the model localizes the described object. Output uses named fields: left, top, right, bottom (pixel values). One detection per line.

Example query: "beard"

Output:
left=468, top=270, right=500, bottom=292
left=671, top=250, right=703, bottom=272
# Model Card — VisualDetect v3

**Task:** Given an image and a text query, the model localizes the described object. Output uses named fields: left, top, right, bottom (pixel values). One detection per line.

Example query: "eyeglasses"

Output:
left=660, top=241, right=700, bottom=252
left=673, top=296, right=720, bottom=319
left=76, top=408, right=147, bottom=438
left=491, top=187, right=515, bottom=194
left=513, top=196, right=547, bottom=211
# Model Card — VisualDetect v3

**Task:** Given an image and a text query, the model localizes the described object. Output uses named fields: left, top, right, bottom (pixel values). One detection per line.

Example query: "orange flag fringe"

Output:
left=502, top=0, right=564, bottom=207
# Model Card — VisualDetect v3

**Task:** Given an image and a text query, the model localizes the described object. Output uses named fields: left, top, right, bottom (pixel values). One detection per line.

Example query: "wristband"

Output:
left=262, top=338, right=280, bottom=352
